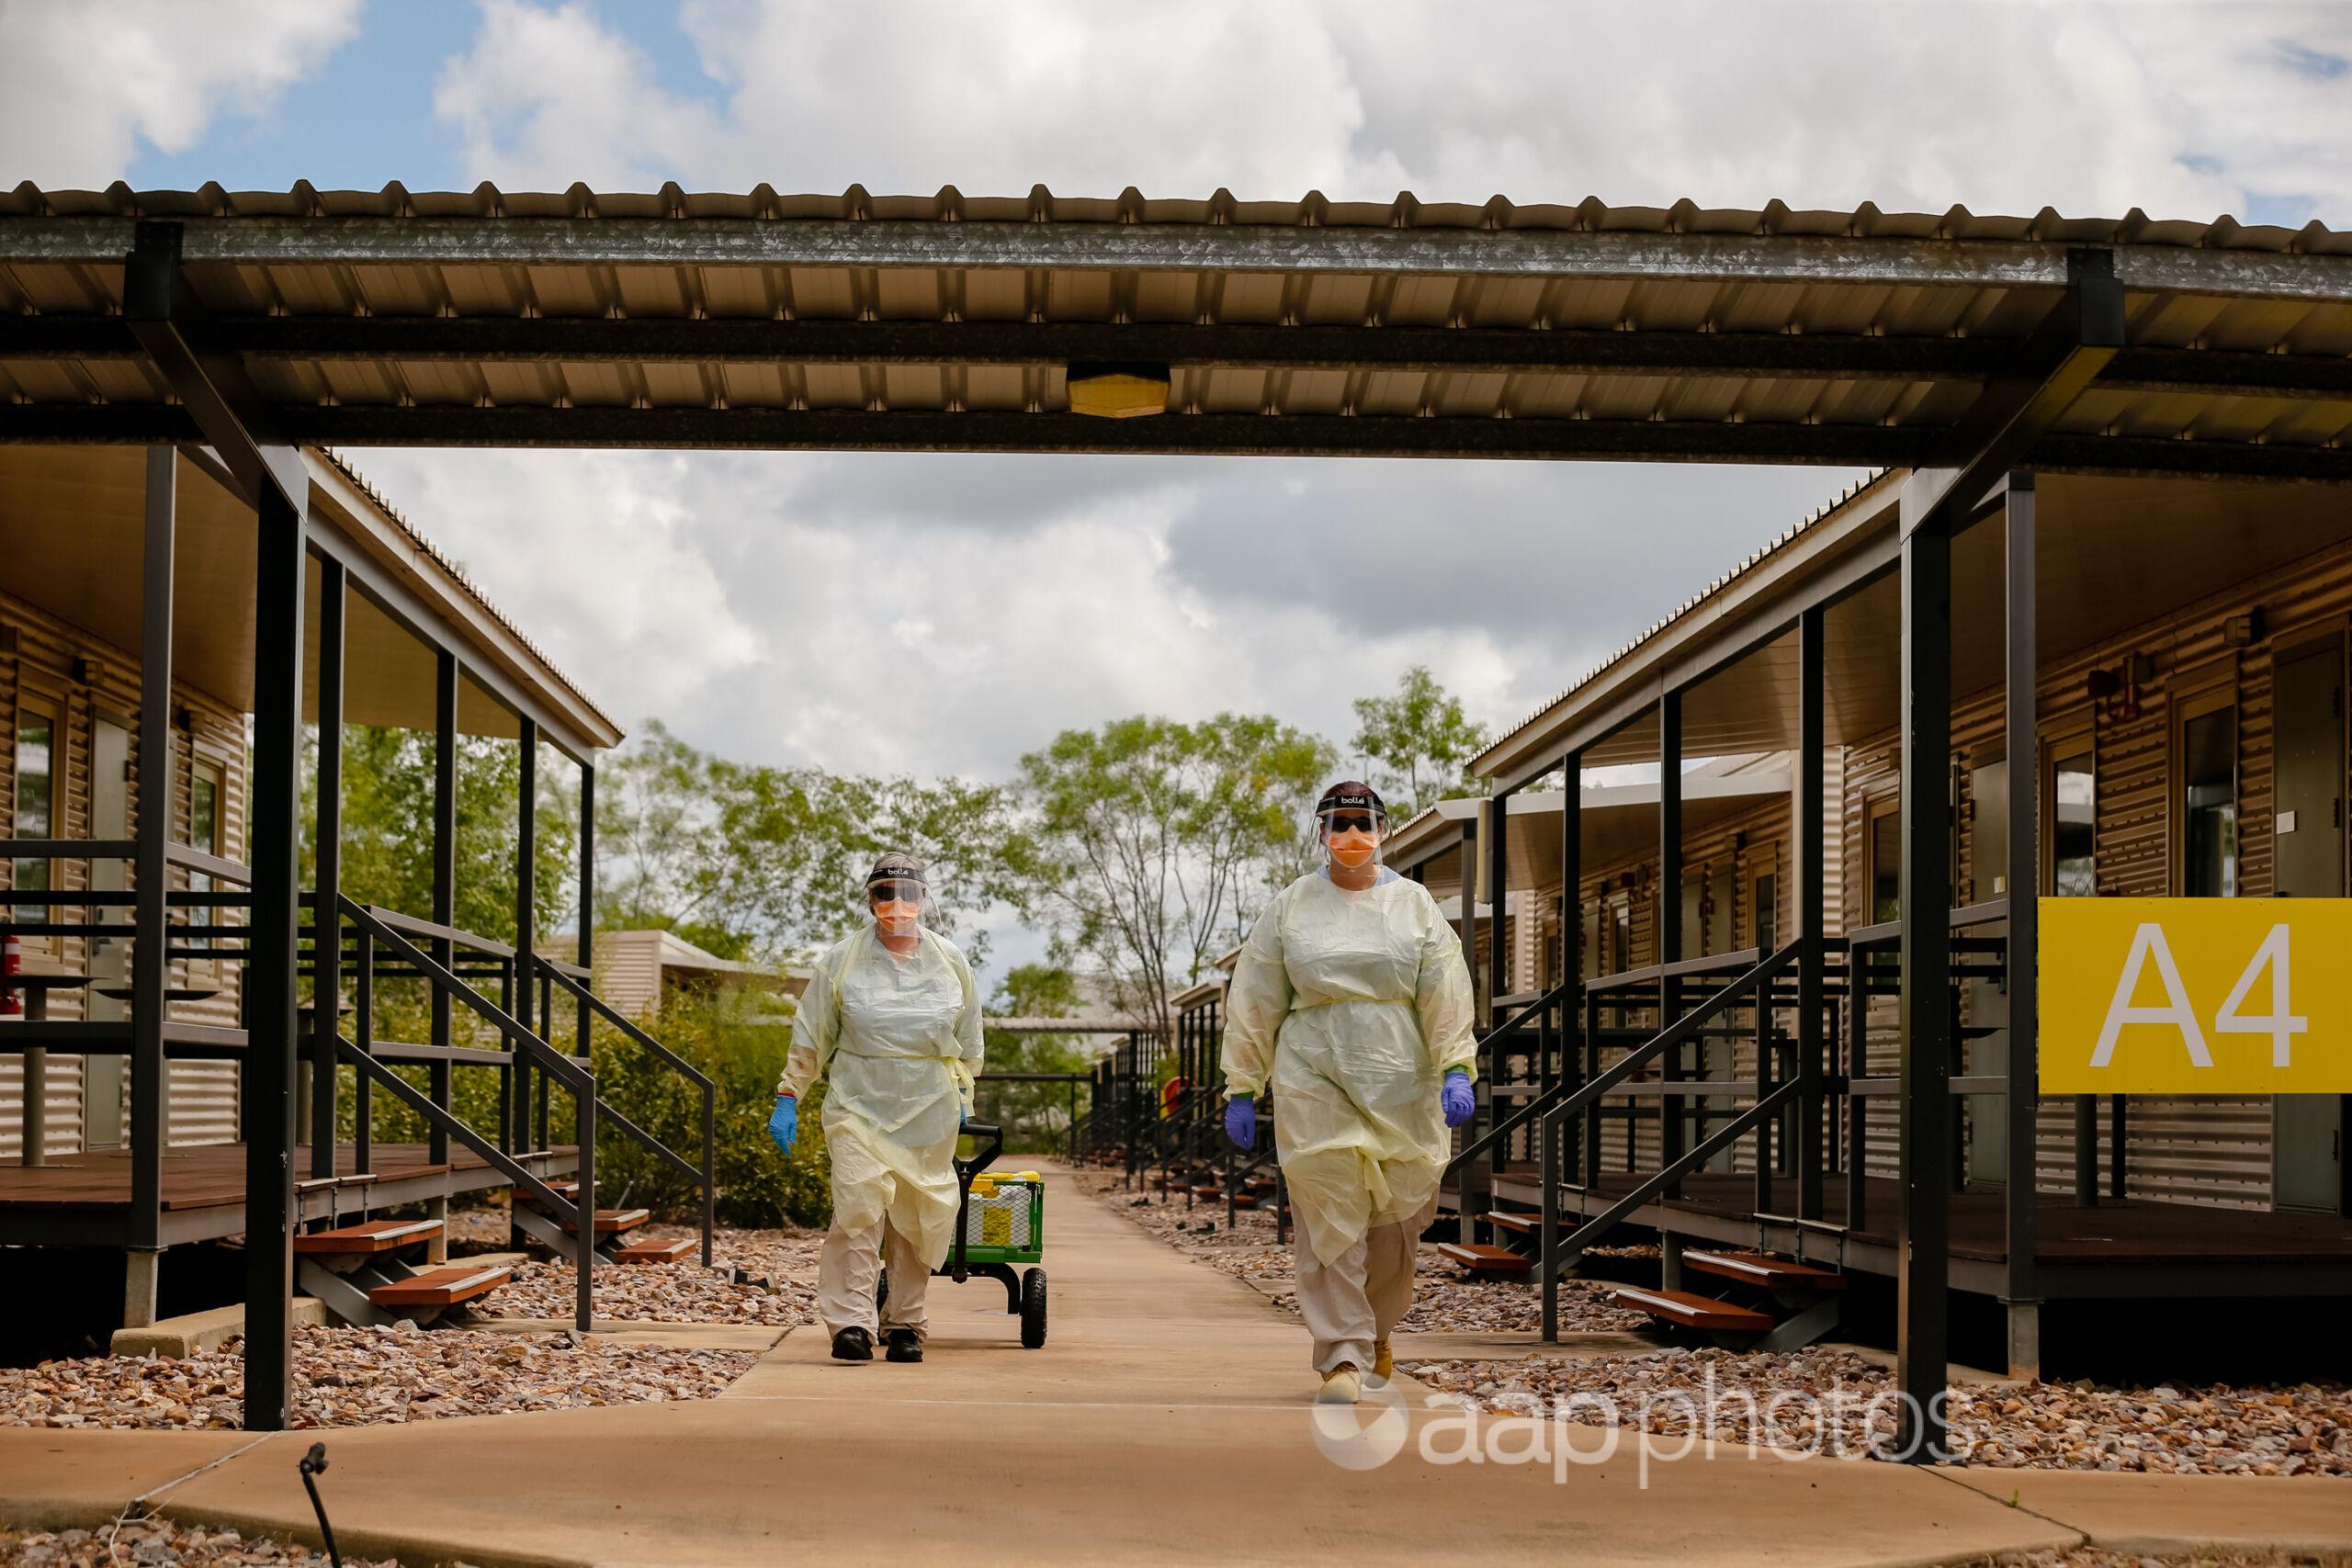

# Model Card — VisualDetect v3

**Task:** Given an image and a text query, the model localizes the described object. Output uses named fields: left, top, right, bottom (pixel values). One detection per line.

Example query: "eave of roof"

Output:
left=1473, top=469, right=1900, bottom=785
left=307, top=446, right=621, bottom=747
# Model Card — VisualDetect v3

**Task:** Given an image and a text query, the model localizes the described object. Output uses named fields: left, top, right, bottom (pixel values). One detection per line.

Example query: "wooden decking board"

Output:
left=0, top=1144, right=579, bottom=1213
left=1517, top=1172, right=2352, bottom=1267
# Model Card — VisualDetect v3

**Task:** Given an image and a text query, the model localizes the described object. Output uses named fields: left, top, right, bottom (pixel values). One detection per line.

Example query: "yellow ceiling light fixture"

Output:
left=1066, top=361, right=1170, bottom=419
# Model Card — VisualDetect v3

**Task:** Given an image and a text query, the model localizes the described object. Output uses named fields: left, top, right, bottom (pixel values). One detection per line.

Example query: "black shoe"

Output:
left=831, top=1326, right=873, bottom=1361
left=884, top=1328, right=923, bottom=1363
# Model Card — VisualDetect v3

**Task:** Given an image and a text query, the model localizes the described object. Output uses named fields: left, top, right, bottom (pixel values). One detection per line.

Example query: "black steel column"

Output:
left=577, top=761, right=596, bottom=1066
left=1545, top=750, right=1583, bottom=1338
left=243, top=460, right=307, bottom=1431
left=1457, top=822, right=1478, bottom=1003
left=1659, top=688, right=1685, bottom=1192
left=1797, top=606, right=1827, bottom=1220
left=429, top=651, right=458, bottom=1166
left=512, top=716, right=537, bottom=1154
left=1895, top=519, right=1955, bottom=1461
left=310, top=558, right=345, bottom=1180
left=129, top=447, right=175, bottom=1266
left=2002, top=474, right=2041, bottom=1376
left=1487, top=792, right=1511, bottom=1019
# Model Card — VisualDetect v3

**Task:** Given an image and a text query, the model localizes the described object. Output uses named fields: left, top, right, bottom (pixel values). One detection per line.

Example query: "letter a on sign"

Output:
left=2041, top=897, right=2351, bottom=1093
left=2088, top=924, right=2212, bottom=1069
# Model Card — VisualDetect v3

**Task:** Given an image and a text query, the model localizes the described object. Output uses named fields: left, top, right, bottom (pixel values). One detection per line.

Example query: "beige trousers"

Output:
left=817, top=1213, right=933, bottom=1341
left=1293, top=1199, right=1432, bottom=1375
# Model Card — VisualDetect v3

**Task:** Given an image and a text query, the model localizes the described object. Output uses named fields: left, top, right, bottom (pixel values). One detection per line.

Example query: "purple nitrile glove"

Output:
left=1442, top=1069, right=1476, bottom=1128
left=1224, top=1095, right=1257, bottom=1150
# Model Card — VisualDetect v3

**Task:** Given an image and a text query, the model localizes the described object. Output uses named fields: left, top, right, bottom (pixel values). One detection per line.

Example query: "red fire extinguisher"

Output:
left=1, top=932, right=21, bottom=1018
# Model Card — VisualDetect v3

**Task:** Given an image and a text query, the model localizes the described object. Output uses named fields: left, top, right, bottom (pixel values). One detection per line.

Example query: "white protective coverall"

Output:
left=1220, top=869, right=1477, bottom=1273
left=778, top=923, right=983, bottom=1337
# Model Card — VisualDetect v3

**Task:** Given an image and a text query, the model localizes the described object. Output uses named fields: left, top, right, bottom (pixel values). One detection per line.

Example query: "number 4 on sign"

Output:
left=2089, top=923, right=2308, bottom=1070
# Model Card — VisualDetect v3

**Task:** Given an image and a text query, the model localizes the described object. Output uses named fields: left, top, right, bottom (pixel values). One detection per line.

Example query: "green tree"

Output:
left=594, top=722, right=1038, bottom=967
left=302, top=723, right=576, bottom=944
left=977, top=964, right=1095, bottom=1156
left=1020, top=713, right=1331, bottom=1040
left=1350, top=665, right=1492, bottom=819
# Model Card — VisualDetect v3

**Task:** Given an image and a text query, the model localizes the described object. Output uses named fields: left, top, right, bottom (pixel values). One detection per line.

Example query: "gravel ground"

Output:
left=1085, top=1174, right=1652, bottom=1334
left=0, top=1520, right=400, bottom=1568
left=1406, top=1345, right=2352, bottom=1476
left=0, top=1324, right=756, bottom=1431
left=486, top=1253, right=814, bottom=1326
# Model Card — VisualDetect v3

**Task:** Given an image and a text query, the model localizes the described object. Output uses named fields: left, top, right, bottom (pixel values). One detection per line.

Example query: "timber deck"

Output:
left=0, top=1142, right=578, bottom=1247
left=1464, top=1171, right=2352, bottom=1298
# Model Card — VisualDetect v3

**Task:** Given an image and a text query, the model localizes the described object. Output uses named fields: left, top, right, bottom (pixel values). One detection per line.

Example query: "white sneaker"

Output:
left=1317, top=1362, right=1363, bottom=1404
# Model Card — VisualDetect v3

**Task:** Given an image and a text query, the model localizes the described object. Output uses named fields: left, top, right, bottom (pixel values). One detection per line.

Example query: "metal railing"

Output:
left=531, top=955, right=717, bottom=1269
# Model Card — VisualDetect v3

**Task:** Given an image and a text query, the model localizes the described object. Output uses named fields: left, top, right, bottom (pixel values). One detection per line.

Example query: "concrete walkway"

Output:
left=3, top=1163, right=2346, bottom=1567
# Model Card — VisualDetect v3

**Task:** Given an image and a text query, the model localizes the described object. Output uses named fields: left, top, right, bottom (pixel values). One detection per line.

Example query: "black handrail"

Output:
left=531, top=954, right=718, bottom=1270
left=334, top=897, right=596, bottom=1332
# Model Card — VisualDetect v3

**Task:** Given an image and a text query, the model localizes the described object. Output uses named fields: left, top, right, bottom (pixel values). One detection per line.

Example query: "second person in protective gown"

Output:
left=770, top=852, right=983, bottom=1363
left=1221, top=782, right=1477, bottom=1404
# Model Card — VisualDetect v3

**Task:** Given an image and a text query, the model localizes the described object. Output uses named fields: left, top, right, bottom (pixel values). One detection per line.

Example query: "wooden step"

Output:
left=368, top=1263, right=511, bottom=1309
left=562, top=1207, right=650, bottom=1236
left=292, top=1219, right=444, bottom=1256
left=512, top=1180, right=590, bottom=1206
left=1484, top=1209, right=1574, bottom=1237
left=1611, top=1285, right=1774, bottom=1335
left=1433, top=1241, right=1534, bottom=1278
left=1683, top=1250, right=1847, bottom=1292
left=1230, top=1193, right=1259, bottom=1210
left=614, top=1236, right=696, bottom=1265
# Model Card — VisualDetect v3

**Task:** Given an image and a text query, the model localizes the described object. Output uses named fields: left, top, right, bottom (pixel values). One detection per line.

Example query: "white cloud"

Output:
left=0, top=0, right=362, bottom=187
left=429, top=0, right=2349, bottom=220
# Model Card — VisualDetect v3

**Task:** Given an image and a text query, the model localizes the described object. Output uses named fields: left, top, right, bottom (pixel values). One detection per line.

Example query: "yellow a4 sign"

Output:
left=2041, top=897, right=2352, bottom=1093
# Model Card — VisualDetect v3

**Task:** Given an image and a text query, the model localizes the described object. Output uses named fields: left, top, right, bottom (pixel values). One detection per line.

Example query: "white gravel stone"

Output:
left=0, top=1325, right=756, bottom=1431
left=1405, top=1345, right=2352, bottom=1477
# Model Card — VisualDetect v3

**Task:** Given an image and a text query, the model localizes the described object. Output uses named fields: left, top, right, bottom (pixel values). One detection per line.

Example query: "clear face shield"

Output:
left=1315, top=801, right=1388, bottom=873
left=864, top=874, right=932, bottom=940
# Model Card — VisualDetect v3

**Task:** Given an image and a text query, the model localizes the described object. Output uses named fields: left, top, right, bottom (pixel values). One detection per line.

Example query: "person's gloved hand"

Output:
left=768, top=1095, right=798, bottom=1155
left=1441, top=1069, right=1476, bottom=1128
left=1224, top=1095, right=1256, bottom=1150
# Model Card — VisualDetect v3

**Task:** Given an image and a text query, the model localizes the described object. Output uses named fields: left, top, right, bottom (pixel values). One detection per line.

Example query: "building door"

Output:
left=83, top=716, right=130, bottom=1149
left=1968, top=759, right=2008, bottom=1185
left=2272, top=638, right=2345, bottom=1212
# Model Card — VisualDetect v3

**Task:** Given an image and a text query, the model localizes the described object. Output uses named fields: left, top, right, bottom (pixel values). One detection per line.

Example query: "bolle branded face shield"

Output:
left=863, top=854, right=933, bottom=939
left=1313, top=788, right=1388, bottom=872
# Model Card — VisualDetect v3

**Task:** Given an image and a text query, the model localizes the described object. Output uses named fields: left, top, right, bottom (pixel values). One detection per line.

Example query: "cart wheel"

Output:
left=1019, top=1267, right=1047, bottom=1349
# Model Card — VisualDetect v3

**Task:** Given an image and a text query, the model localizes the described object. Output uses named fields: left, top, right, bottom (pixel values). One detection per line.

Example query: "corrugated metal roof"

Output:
left=309, top=445, right=620, bottom=740
left=3, top=186, right=2349, bottom=472
left=1474, top=469, right=1893, bottom=773
left=4, top=183, right=2345, bottom=255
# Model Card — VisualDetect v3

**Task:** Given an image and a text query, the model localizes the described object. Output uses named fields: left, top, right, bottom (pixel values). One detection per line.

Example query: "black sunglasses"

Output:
left=1324, top=812, right=1380, bottom=835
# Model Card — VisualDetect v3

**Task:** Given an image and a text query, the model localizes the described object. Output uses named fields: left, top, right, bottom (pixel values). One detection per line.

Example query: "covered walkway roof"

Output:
left=2, top=186, right=2349, bottom=476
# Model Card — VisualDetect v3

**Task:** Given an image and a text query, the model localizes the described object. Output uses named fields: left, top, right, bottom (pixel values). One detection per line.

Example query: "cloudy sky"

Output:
left=5, top=1, right=2348, bottom=956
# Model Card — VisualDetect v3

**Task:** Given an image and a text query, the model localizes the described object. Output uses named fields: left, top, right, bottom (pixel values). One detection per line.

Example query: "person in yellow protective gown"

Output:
left=1220, top=782, right=1477, bottom=1404
left=771, top=852, right=983, bottom=1364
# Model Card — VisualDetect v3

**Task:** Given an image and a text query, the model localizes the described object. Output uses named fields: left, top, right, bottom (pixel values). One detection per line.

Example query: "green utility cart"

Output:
left=880, top=1122, right=1048, bottom=1348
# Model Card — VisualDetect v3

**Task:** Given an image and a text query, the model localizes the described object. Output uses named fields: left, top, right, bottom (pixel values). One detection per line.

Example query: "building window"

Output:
left=12, top=698, right=60, bottom=927
left=1868, top=798, right=1901, bottom=925
left=187, top=761, right=222, bottom=931
left=2180, top=697, right=2239, bottom=897
left=1612, top=901, right=1632, bottom=974
left=1752, top=871, right=1777, bottom=953
left=2050, top=742, right=2097, bottom=897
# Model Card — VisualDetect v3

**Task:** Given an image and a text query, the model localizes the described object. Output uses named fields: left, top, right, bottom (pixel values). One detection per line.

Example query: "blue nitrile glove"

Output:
left=1442, top=1069, right=1476, bottom=1128
left=1224, top=1095, right=1257, bottom=1150
left=768, top=1095, right=798, bottom=1155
